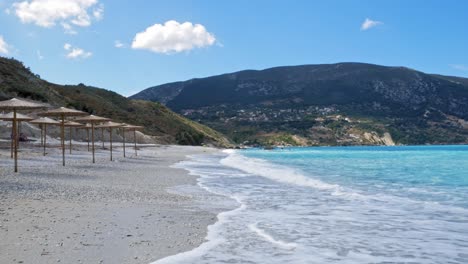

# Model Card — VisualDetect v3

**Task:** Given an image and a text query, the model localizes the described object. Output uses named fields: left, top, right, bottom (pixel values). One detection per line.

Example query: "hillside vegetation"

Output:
left=132, top=63, right=468, bottom=146
left=0, top=57, right=231, bottom=147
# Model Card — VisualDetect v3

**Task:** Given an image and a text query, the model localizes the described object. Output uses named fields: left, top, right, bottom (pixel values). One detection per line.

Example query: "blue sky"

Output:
left=0, top=0, right=467, bottom=96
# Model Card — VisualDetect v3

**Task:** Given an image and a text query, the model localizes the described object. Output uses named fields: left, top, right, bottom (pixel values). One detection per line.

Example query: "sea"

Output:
left=155, top=145, right=468, bottom=264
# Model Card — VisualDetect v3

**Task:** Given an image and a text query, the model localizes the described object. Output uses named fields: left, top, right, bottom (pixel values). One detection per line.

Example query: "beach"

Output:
left=0, top=142, right=227, bottom=264
left=2, top=143, right=467, bottom=264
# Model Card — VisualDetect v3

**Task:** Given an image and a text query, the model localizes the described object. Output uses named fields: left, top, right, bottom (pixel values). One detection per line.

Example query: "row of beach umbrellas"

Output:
left=0, top=98, right=143, bottom=172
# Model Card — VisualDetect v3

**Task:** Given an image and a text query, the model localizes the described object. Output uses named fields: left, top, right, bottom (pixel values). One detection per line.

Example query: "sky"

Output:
left=0, top=0, right=467, bottom=97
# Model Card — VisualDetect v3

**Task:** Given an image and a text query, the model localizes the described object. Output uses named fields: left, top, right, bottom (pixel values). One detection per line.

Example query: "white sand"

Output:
left=0, top=143, right=227, bottom=264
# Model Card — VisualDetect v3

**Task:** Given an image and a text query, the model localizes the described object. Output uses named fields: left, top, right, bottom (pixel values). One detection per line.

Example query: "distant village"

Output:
left=181, top=105, right=348, bottom=123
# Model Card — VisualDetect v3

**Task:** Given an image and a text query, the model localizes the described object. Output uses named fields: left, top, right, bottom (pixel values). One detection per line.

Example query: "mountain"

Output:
left=0, top=57, right=231, bottom=147
left=131, top=62, right=468, bottom=146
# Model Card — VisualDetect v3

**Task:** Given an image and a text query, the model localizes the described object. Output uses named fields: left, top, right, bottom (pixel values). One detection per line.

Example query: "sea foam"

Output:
left=151, top=195, right=246, bottom=264
left=220, top=151, right=338, bottom=191
left=248, top=222, right=298, bottom=250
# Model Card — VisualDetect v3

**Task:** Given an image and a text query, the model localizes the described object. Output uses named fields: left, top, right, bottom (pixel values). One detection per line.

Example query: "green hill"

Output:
left=131, top=63, right=468, bottom=146
left=0, top=56, right=231, bottom=147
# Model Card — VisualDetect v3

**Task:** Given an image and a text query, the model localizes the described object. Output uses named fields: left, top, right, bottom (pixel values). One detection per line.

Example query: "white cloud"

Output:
left=361, top=18, right=382, bottom=31
left=450, top=64, right=468, bottom=72
left=131, top=20, right=216, bottom=54
left=64, top=43, right=92, bottom=59
left=0, top=35, right=10, bottom=54
left=114, top=40, right=124, bottom=48
left=92, top=3, right=103, bottom=20
left=37, top=49, right=44, bottom=60
left=62, top=22, right=77, bottom=35
left=12, top=0, right=102, bottom=33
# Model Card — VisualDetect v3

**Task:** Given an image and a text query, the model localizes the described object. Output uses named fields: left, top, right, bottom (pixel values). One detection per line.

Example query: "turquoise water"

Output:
left=241, top=145, right=468, bottom=208
left=155, top=145, right=468, bottom=264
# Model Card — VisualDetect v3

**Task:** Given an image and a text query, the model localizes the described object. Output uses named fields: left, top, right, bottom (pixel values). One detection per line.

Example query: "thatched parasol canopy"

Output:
left=78, top=123, right=92, bottom=151
left=0, top=98, right=46, bottom=110
left=39, top=107, right=88, bottom=166
left=63, top=121, right=84, bottom=127
left=77, top=115, right=111, bottom=150
left=0, top=98, right=47, bottom=173
left=121, top=124, right=144, bottom=156
left=29, top=117, right=60, bottom=125
left=119, top=123, right=129, bottom=157
left=0, top=112, right=34, bottom=121
left=63, top=121, right=83, bottom=154
left=75, top=115, right=110, bottom=123
left=96, top=121, right=123, bottom=161
left=38, top=107, right=88, bottom=166
left=0, top=112, right=34, bottom=160
left=75, top=115, right=111, bottom=163
left=96, top=121, right=123, bottom=128
left=39, top=107, right=87, bottom=117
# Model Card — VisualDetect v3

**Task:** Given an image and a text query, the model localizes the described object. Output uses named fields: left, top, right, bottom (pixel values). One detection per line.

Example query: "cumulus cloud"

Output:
left=0, top=35, right=10, bottom=54
left=361, top=18, right=382, bottom=31
left=450, top=64, right=468, bottom=72
left=114, top=40, right=124, bottom=48
left=64, top=43, right=92, bottom=59
left=12, top=0, right=102, bottom=33
left=131, top=20, right=216, bottom=54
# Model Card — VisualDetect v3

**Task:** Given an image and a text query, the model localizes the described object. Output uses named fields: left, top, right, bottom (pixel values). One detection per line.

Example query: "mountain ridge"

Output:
left=131, top=62, right=468, bottom=146
left=131, top=62, right=458, bottom=103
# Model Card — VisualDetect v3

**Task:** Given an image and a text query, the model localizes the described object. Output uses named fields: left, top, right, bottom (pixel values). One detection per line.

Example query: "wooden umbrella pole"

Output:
left=43, top=124, right=47, bottom=156
left=92, top=123, right=95, bottom=163
left=10, top=130, right=13, bottom=158
left=122, top=128, right=126, bottom=158
left=110, top=128, right=113, bottom=161
left=69, top=127, right=72, bottom=154
left=61, top=115, right=65, bottom=166
left=134, top=129, right=137, bottom=156
left=16, top=121, right=20, bottom=148
left=17, top=121, right=20, bottom=150
left=87, top=128, right=90, bottom=151
left=101, top=128, right=104, bottom=148
left=13, top=110, right=18, bottom=173
left=40, top=124, right=43, bottom=146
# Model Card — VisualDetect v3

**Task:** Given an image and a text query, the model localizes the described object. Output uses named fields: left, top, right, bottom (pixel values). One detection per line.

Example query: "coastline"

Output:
left=152, top=146, right=468, bottom=263
left=0, top=143, right=227, bottom=264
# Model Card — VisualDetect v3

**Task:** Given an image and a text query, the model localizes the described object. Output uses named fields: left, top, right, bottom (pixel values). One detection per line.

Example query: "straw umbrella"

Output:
left=0, top=112, right=34, bottom=159
left=96, top=121, right=123, bottom=161
left=0, top=98, right=46, bottom=172
left=29, top=117, right=60, bottom=156
left=79, top=123, right=92, bottom=151
left=75, top=115, right=110, bottom=163
left=122, top=124, right=144, bottom=156
left=101, top=127, right=105, bottom=149
left=39, top=107, right=87, bottom=166
left=64, top=121, right=83, bottom=154
left=119, top=123, right=128, bottom=158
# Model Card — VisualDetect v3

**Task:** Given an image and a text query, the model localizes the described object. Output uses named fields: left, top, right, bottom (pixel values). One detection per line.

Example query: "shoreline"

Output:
left=151, top=145, right=468, bottom=263
left=0, top=144, right=228, bottom=264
